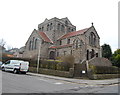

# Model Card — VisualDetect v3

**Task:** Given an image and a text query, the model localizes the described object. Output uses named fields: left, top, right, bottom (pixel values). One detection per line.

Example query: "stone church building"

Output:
left=23, top=17, right=101, bottom=63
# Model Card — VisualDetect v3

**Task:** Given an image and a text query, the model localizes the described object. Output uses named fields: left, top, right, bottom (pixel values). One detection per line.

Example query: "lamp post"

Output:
left=37, top=38, right=41, bottom=73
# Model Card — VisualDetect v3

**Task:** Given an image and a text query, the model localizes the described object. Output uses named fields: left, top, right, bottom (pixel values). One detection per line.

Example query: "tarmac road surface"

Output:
left=1, top=71, right=119, bottom=94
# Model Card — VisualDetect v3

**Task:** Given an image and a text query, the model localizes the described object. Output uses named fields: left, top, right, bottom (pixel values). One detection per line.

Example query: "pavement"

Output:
left=27, top=72, right=120, bottom=86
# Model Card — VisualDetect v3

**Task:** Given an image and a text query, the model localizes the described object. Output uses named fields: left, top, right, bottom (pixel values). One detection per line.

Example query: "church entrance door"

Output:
left=49, top=51, right=55, bottom=59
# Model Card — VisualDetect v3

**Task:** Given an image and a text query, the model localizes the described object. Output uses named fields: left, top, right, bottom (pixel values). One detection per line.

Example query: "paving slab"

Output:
left=27, top=72, right=120, bottom=85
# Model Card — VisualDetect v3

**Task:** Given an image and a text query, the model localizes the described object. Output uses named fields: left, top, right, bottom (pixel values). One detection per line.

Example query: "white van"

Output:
left=1, top=60, right=29, bottom=74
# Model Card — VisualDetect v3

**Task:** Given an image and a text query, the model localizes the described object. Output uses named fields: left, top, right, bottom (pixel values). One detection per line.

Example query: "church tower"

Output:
left=38, top=17, right=76, bottom=44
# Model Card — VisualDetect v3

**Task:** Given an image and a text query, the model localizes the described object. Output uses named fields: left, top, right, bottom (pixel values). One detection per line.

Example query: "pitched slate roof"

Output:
left=49, top=44, right=73, bottom=49
left=58, top=28, right=89, bottom=40
left=39, top=32, right=53, bottom=43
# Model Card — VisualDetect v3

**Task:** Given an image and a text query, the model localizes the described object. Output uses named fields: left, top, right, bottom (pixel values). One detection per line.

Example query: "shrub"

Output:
left=61, top=55, right=75, bottom=69
left=89, top=64, right=120, bottom=74
left=36, top=58, right=74, bottom=71
left=40, top=59, right=63, bottom=70
left=29, top=60, right=37, bottom=67
left=56, top=64, right=61, bottom=70
left=49, top=63, right=56, bottom=70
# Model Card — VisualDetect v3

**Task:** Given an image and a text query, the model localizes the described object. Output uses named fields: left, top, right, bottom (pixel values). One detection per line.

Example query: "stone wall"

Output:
left=88, top=74, right=120, bottom=80
left=29, top=67, right=74, bottom=78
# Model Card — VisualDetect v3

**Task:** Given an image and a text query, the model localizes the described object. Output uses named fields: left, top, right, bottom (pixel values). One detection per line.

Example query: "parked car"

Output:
left=1, top=60, right=29, bottom=74
left=0, top=61, right=2, bottom=69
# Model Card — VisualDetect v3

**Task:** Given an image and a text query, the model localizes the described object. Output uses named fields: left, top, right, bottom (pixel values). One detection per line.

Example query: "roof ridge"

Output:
left=39, top=31, right=53, bottom=43
left=58, top=27, right=89, bottom=40
left=43, top=32, right=54, bottom=43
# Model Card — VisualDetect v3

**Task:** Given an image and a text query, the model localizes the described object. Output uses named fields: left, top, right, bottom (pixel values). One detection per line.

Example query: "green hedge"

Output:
left=29, top=59, right=71, bottom=71
left=39, top=60, right=69, bottom=71
left=89, top=65, right=120, bottom=74
left=92, top=74, right=119, bottom=79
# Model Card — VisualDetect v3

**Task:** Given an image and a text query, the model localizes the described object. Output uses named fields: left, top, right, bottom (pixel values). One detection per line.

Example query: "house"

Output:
left=23, top=17, right=101, bottom=63
left=7, top=47, right=25, bottom=58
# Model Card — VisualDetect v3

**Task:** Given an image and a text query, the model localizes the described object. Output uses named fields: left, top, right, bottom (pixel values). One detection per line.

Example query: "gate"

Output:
left=74, top=63, right=87, bottom=77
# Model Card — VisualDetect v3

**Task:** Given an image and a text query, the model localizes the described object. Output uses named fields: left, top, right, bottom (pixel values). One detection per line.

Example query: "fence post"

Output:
left=86, top=61, right=89, bottom=72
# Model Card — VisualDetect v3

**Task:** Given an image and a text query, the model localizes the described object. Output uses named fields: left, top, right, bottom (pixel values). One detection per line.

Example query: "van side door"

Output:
left=4, top=60, right=12, bottom=71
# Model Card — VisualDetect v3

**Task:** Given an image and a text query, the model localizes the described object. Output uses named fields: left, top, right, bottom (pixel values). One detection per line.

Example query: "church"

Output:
left=23, top=17, right=101, bottom=63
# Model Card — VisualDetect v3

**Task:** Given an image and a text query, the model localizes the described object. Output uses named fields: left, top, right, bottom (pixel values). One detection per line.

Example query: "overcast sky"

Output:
left=0, top=0, right=119, bottom=52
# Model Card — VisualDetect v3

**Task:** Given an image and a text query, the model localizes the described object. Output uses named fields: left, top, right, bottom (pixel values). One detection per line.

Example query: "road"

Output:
left=2, top=71, right=119, bottom=94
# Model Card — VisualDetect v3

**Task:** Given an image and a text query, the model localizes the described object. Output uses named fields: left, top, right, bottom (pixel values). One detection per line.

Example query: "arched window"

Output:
left=73, top=39, right=84, bottom=49
left=65, top=21, right=68, bottom=25
left=93, top=35, right=96, bottom=45
left=39, top=28, right=41, bottom=31
left=89, top=32, right=96, bottom=46
left=75, top=40, right=78, bottom=49
left=32, top=37, right=35, bottom=50
left=29, top=41, right=32, bottom=51
left=59, top=40, right=62, bottom=45
left=96, top=53, right=98, bottom=57
left=50, top=23, right=52, bottom=30
left=67, top=39, right=70, bottom=44
left=42, top=27, right=44, bottom=31
left=47, top=24, right=49, bottom=31
left=89, top=36, right=90, bottom=44
left=57, top=23, right=60, bottom=30
left=67, top=28, right=71, bottom=32
left=34, top=39, right=37, bottom=49
left=71, top=29, right=74, bottom=31
left=61, top=25, right=65, bottom=32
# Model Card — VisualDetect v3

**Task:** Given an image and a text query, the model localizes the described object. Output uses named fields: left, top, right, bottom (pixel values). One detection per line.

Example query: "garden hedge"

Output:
left=29, top=59, right=69, bottom=71
left=89, top=65, right=120, bottom=74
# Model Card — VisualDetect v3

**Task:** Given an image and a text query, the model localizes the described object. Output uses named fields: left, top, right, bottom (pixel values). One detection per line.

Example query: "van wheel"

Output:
left=13, top=69, right=18, bottom=74
left=2, top=67, right=5, bottom=71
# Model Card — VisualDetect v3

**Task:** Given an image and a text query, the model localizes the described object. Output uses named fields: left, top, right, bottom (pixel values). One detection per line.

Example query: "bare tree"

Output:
left=0, top=39, right=6, bottom=47
left=0, top=39, right=6, bottom=58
